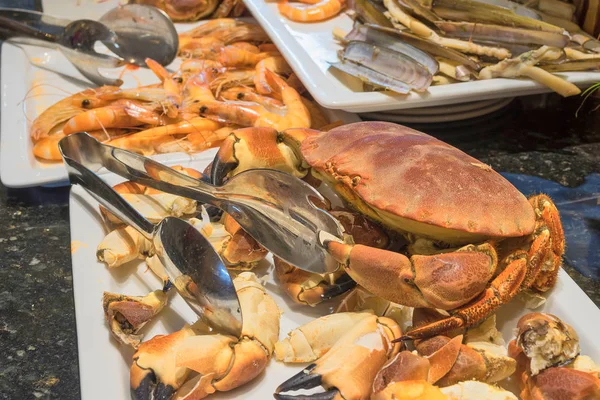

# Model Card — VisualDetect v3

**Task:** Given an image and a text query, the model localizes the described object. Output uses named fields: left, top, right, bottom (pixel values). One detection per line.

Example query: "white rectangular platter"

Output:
left=0, top=0, right=360, bottom=188
left=70, top=156, right=600, bottom=400
left=242, top=0, right=600, bottom=113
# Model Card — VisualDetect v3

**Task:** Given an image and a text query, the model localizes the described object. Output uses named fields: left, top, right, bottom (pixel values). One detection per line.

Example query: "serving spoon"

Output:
left=59, top=134, right=243, bottom=337
left=60, top=132, right=345, bottom=275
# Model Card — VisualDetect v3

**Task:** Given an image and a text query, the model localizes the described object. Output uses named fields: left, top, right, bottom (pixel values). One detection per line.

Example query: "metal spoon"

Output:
left=98, top=4, right=179, bottom=67
left=59, top=135, right=243, bottom=338
left=60, top=132, right=345, bottom=274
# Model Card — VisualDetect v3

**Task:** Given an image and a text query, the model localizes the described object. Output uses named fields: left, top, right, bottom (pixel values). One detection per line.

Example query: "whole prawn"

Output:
left=30, top=86, right=118, bottom=141
left=278, top=0, right=346, bottom=22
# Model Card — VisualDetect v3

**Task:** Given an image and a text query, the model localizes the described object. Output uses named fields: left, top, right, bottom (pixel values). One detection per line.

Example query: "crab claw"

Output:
left=130, top=326, right=195, bottom=400
left=513, top=312, right=580, bottom=375
left=275, top=314, right=401, bottom=400
left=326, top=241, right=497, bottom=313
left=220, top=213, right=268, bottom=269
left=103, top=289, right=168, bottom=348
left=274, top=258, right=355, bottom=306
left=275, top=312, right=374, bottom=363
left=210, top=127, right=318, bottom=185
left=274, top=364, right=339, bottom=400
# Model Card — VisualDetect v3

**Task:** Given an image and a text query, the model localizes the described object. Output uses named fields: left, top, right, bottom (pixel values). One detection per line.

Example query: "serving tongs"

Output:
left=59, top=134, right=244, bottom=337
left=0, top=5, right=178, bottom=86
left=60, top=133, right=345, bottom=275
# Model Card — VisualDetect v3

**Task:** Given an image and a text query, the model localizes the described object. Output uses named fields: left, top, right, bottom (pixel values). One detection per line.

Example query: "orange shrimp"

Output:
left=209, top=24, right=270, bottom=44
left=254, top=56, right=293, bottom=98
left=278, top=0, right=345, bottom=22
left=180, top=59, right=224, bottom=74
left=104, top=134, right=176, bottom=156
left=123, top=101, right=181, bottom=126
left=105, top=121, right=226, bottom=156
left=97, top=84, right=164, bottom=102
left=218, top=46, right=278, bottom=68
left=258, top=43, right=279, bottom=52
left=62, top=100, right=146, bottom=135
left=118, top=117, right=222, bottom=139
left=33, top=128, right=132, bottom=161
left=229, top=42, right=260, bottom=53
left=146, top=58, right=182, bottom=118
left=154, top=127, right=235, bottom=154
left=179, top=19, right=240, bottom=38
left=182, top=71, right=220, bottom=112
left=30, top=86, right=118, bottom=142
left=210, top=69, right=256, bottom=95
left=178, top=36, right=225, bottom=56
left=32, top=133, right=65, bottom=161
left=197, top=70, right=311, bottom=130
left=220, top=87, right=284, bottom=110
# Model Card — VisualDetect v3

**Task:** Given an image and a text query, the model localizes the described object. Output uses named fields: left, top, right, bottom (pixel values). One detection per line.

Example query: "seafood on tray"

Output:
left=90, top=121, right=586, bottom=400
left=324, top=0, right=600, bottom=96
left=29, top=19, right=336, bottom=162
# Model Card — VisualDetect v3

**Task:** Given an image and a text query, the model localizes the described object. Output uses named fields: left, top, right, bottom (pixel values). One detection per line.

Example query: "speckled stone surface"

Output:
left=0, top=94, right=599, bottom=399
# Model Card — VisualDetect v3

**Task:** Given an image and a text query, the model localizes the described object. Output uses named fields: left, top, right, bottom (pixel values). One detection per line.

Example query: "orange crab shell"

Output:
left=301, top=121, right=536, bottom=243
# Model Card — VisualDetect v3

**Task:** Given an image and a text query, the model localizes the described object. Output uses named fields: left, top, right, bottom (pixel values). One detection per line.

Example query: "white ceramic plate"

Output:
left=242, top=0, right=600, bottom=113
left=0, top=3, right=359, bottom=188
left=70, top=156, right=600, bottom=400
left=361, top=98, right=514, bottom=123
left=382, top=98, right=508, bottom=116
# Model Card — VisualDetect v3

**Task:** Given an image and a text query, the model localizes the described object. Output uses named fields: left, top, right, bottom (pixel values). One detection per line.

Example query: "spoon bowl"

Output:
left=99, top=4, right=179, bottom=67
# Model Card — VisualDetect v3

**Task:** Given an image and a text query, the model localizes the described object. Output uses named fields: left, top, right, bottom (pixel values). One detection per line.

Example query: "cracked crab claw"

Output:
left=514, top=312, right=580, bottom=375
left=102, top=289, right=168, bottom=348
left=138, top=272, right=280, bottom=400
left=130, top=326, right=195, bottom=400
left=275, top=312, right=375, bottom=363
left=275, top=313, right=401, bottom=400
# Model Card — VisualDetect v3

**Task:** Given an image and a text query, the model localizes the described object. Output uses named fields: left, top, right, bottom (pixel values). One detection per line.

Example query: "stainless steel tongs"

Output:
left=59, top=132, right=345, bottom=275
left=0, top=5, right=178, bottom=86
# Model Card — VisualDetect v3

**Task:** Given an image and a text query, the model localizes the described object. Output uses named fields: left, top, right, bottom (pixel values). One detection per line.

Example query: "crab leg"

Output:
left=529, top=194, right=564, bottom=291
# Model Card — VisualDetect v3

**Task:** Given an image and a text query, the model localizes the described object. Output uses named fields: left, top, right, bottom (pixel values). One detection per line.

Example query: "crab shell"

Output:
left=301, top=121, right=535, bottom=245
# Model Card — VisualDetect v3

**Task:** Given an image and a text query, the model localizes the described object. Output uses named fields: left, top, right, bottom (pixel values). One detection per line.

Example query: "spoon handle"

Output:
left=61, top=132, right=226, bottom=207
left=58, top=134, right=155, bottom=239
left=0, top=15, right=57, bottom=42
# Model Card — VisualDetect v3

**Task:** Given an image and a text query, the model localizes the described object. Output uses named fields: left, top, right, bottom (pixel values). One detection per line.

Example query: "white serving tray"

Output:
left=0, top=2, right=359, bottom=188
left=242, top=0, right=600, bottom=113
left=70, top=156, right=600, bottom=400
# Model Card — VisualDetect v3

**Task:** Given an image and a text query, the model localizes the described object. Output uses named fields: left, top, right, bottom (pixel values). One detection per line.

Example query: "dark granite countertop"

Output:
left=1, top=93, right=600, bottom=399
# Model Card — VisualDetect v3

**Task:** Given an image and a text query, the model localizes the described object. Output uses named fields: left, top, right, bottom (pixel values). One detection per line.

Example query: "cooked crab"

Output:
left=210, top=121, right=565, bottom=339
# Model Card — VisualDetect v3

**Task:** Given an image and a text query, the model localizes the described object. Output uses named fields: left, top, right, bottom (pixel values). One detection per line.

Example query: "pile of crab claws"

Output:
left=274, top=365, right=339, bottom=400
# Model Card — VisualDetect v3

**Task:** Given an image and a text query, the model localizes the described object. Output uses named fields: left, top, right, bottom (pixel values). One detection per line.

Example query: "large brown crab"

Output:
left=210, top=121, right=565, bottom=340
